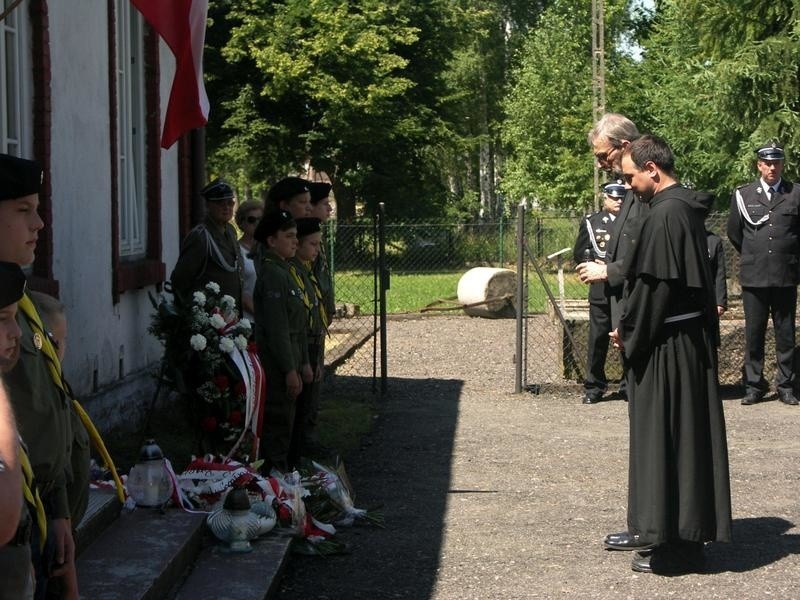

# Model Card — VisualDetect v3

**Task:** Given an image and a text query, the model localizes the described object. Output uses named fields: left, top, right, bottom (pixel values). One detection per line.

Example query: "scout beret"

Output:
left=295, top=217, right=322, bottom=238
left=309, top=182, right=332, bottom=204
left=602, top=182, right=626, bottom=198
left=0, top=261, right=26, bottom=309
left=200, top=178, right=235, bottom=202
left=0, top=154, right=42, bottom=201
left=254, top=209, right=295, bottom=243
left=267, top=177, right=310, bottom=206
left=756, top=142, right=784, bottom=161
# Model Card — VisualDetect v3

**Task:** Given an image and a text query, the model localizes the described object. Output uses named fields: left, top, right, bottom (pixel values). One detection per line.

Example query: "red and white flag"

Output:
left=130, top=0, right=210, bottom=149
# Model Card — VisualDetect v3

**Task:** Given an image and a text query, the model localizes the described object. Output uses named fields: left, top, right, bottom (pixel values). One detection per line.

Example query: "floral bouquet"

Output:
left=149, top=282, right=265, bottom=461
left=302, top=459, right=384, bottom=528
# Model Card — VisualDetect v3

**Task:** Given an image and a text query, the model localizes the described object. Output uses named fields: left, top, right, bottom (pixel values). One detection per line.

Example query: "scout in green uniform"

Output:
left=288, top=218, right=329, bottom=463
left=0, top=261, right=39, bottom=599
left=252, top=210, right=311, bottom=471
left=267, top=176, right=312, bottom=218
left=0, top=154, right=79, bottom=597
left=170, top=179, right=243, bottom=309
left=305, top=183, right=335, bottom=450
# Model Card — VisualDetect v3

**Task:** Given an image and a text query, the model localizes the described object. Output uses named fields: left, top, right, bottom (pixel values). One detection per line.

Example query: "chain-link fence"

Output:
left=519, top=210, right=751, bottom=391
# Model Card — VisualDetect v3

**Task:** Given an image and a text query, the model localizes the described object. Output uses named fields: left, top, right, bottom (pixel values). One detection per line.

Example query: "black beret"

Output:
left=200, top=178, right=235, bottom=202
left=267, top=177, right=310, bottom=206
left=0, top=154, right=42, bottom=201
left=756, top=142, right=784, bottom=161
left=309, top=182, right=332, bottom=204
left=254, top=209, right=295, bottom=243
left=602, top=182, right=626, bottom=198
left=295, top=218, right=322, bottom=238
left=0, top=261, right=26, bottom=309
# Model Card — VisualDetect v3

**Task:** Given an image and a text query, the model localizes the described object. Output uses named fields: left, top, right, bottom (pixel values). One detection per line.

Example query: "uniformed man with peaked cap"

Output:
left=573, top=182, right=625, bottom=404
left=170, top=178, right=243, bottom=309
left=727, top=141, right=800, bottom=406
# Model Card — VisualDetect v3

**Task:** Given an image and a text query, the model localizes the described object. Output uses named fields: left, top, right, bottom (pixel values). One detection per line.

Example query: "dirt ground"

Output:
left=277, top=315, right=800, bottom=600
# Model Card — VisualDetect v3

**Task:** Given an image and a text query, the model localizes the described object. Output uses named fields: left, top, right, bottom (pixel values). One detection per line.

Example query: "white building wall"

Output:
left=45, top=3, right=181, bottom=409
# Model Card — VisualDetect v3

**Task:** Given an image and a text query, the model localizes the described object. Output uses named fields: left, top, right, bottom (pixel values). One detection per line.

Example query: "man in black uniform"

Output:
left=726, top=141, right=800, bottom=406
left=573, top=182, right=625, bottom=404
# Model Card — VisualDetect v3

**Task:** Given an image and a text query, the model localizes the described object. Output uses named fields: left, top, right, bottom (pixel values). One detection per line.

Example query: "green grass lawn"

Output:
left=334, top=269, right=587, bottom=315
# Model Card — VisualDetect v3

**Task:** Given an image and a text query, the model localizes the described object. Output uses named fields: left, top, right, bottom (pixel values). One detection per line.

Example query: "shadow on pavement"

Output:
left=278, top=375, right=463, bottom=600
left=706, top=517, right=800, bottom=573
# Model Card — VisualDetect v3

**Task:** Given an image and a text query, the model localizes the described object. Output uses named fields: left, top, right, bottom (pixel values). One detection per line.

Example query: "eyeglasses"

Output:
left=245, top=215, right=261, bottom=224
left=594, top=147, right=617, bottom=163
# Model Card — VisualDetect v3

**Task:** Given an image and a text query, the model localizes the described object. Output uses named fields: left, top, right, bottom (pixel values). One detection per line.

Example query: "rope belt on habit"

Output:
left=664, top=310, right=703, bottom=324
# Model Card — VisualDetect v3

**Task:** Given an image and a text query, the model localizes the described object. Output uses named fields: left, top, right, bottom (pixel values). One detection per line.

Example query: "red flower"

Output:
left=213, top=374, right=229, bottom=390
left=278, top=504, right=292, bottom=523
left=228, top=410, right=243, bottom=427
left=234, top=381, right=247, bottom=398
left=201, top=416, right=218, bottom=432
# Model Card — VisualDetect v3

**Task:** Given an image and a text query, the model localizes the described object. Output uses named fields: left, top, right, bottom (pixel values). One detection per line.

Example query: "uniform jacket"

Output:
left=606, top=190, right=646, bottom=294
left=726, top=178, right=800, bottom=287
left=170, top=216, right=243, bottom=307
left=573, top=210, right=615, bottom=305
left=313, top=246, right=335, bottom=324
left=254, top=250, right=309, bottom=375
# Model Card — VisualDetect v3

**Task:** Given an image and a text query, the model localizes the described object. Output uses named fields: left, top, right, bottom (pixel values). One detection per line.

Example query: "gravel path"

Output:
left=277, top=315, right=800, bottom=599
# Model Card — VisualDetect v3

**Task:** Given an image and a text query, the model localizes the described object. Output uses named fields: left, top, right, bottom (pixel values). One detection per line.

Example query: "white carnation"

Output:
left=209, top=314, right=227, bottom=330
left=221, top=294, right=236, bottom=308
left=234, top=335, right=248, bottom=351
left=205, top=281, right=221, bottom=294
left=238, top=318, right=252, bottom=332
left=219, top=337, right=236, bottom=354
left=192, top=291, right=207, bottom=306
left=190, top=334, right=208, bottom=351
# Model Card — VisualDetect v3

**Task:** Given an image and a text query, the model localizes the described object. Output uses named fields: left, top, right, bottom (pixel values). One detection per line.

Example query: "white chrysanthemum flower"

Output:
left=193, top=312, right=208, bottom=326
left=209, top=314, right=227, bottom=330
left=205, top=281, right=221, bottom=294
left=234, top=335, right=248, bottom=351
left=219, top=337, right=236, bottom=354
left=193, top=291, right=207, bottom=306
left=221, top=294, right=236, bottom=308
left=238, top=318, right=252, bottom=332
left=190, top=334, right=207, bottom=351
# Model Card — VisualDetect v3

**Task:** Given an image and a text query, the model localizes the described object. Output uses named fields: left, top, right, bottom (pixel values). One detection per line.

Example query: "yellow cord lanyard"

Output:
left=19, top=443, right=47, bottom=552
left=304, top=261, right=329, bottom=332
left=287, top=262, right=313, bottom=327
left=17, top=293, right=126, bottom=504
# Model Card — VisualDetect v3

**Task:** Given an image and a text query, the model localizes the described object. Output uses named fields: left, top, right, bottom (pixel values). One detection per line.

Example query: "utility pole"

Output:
left=591, top=0, right=606, bottom=210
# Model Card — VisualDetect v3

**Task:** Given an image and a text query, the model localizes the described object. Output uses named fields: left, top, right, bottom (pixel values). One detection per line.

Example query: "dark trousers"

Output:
left=742, top=286, right=797, bottom=393
left=584, top=301, right=612, bottom=397
left=288, top=344, right=320, bottom=467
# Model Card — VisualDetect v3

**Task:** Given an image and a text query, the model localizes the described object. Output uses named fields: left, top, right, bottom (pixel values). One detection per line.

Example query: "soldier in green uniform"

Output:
left=0, top=154, right=79, bottom=597
left=170, top=179, right=243, bottom=310
left=252, top=210, right=312, bottom=471
left=287, top=218, right=328, bottom=463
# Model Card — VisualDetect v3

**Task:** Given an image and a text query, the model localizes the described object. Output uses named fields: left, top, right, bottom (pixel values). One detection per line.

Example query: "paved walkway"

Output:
left=278, top=315, right=800, bottom=599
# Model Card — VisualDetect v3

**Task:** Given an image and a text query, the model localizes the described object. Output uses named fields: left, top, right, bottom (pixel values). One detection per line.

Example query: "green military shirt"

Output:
left=313, top=245, right=335, bottom=323
left=170, top=216, right=243, bottom=310
left=4, top=311, right=72, bottom=519
left=289, top=257, right=326, bottom=338
left=254, top=250, right=309, bottom=374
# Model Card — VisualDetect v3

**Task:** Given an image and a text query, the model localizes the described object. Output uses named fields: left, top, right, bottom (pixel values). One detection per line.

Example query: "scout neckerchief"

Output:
left=303, top=260, right=330, bottom=332
left=287, top=261, right=313, bottom=327
left=17, top=293, right=126, bottom=504
left=19, top=442, right=47, bottom=552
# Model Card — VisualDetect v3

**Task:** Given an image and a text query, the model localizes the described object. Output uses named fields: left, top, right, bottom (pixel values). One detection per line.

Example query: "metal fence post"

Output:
left=499, top=211, right=505, bottom=266
left=378, top=203, right=389, bottom=394
left=515, top=203, right=525, bottom=393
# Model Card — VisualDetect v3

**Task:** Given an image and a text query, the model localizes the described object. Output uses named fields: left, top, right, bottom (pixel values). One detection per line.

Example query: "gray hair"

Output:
left=587, top=113, right=640, bottom=148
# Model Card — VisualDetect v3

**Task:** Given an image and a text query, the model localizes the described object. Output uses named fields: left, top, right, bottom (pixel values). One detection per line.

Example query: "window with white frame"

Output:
left=116, top=0, right=147, bottom=258
left=0, top=0, right=32, bottom=157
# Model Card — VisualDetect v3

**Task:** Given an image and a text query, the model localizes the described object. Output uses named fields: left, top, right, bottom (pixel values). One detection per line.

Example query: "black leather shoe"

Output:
left=741, top=392, right=764, bottom=406
left=631, top=542, right=704, bottom=575
left=603, top=531, right=656, bottom=551
left=582, top=394, right=602, bottom=404
left=778, top=390, right=799, bottom=405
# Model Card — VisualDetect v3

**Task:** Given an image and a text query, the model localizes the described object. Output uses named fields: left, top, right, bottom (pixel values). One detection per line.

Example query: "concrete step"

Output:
left=173, top=534, right=293, bottom=600
left=76, top=509, right=205, bottom=600
left=74, top=489, right=122, bottom=557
